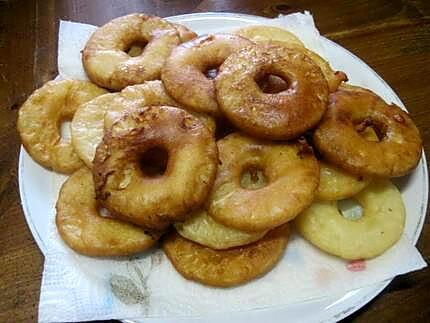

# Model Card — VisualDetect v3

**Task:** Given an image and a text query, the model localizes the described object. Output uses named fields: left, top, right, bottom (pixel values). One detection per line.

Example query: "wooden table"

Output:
left=1, top=0, right=429, bottom=322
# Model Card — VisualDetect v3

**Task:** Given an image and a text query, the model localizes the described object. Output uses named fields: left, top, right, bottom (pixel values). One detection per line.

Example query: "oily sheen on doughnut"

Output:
left=17, top=80, right=107, bottom=173
left=163, top=224, right=289, bottom=287
left=233, top=25, right=347, bottom=92
left=71, top=81, right=215, bottom=167
left=174, top=209, right=268, bottom=250
left=314, top=85, right=422, bottom=177
left=216, top=45, right=329, bottom=140
left=82, top=14, right=196, bottom=90
left=93, top=106, right=218, bottom=230
left=295, top=180, right=405, bottom=259
left=208, top=133, right=319, bottom=232
left=161, top=34, right=254, bottom=116
left=56, top=168, right=160, bottom=256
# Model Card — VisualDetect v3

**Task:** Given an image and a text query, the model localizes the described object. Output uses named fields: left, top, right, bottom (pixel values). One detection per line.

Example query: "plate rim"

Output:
left=18, top=11, right=429, bottom=323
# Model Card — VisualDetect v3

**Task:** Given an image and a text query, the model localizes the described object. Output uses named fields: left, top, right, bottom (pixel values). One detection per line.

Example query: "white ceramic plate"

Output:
left=19, top=12, right=428, bottom=323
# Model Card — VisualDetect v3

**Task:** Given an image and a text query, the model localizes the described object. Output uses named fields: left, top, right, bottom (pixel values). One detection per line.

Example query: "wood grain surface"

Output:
left=1, top=0, right=429, bottom=322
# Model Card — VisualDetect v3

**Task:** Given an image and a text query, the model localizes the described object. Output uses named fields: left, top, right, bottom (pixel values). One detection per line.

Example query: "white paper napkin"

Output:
left=58, top=20, right=96, bottom=81
left=38, top=13, right=426, bottom=322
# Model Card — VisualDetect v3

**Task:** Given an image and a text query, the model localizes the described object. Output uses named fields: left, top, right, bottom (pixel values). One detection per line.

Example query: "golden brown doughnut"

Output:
left=161, top=34, right=254, bottom=116
left=71, top=81, right=215, bottom=167
left=314, top=85, right=422, bottom=177
left=271, top=41, right=347, bottom=93
left=82, top=14, right=196, bottom=90
left=93, top=106, right=218, bottom=230
left=56, top=168, right=160, bottom=256
left=17, top=80, right=107, bottom=173
left=234, top=25, right=347, bottom=92
left=208, top=133, right=319, bottom=232
left=163, top=224, right=289, bottom=287
left=216, top=45, right=329, bottom=140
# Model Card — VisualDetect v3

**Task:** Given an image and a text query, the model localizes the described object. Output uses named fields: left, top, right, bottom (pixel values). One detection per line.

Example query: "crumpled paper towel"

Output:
left=39, top=12, right=426, bottom=322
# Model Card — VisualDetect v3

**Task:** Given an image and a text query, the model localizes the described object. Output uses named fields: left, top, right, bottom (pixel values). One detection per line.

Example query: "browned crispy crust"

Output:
left=93, top=106, right=218, bottom=230
left=163, top=224, right=289, bottom=287
left=207, top=133, right=320, bottom=232
left=313, top=85, right=422, bottom=177
left=56, top=168, right=161, bottom=256
left=233, top=25, right=347, bottom=92
left=82, top=14, right=196, bottom=90
left=215, top=44, right=329, bottom=140
left=161, top=34, right=254, bottom=116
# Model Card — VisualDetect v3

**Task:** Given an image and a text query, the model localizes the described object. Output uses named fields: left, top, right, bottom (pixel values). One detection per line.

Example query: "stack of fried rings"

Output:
left=17, top=13, right=422, bottom=287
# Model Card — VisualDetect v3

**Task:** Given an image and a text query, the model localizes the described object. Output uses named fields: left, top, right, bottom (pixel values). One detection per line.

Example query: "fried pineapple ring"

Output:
left=216, top=45, right=329, bottom=140
left=56, top=168, right=160, bottom=256
left=208, top=133, right=319, bottom=232
left=71, top=81, right=215, bottom=167
left=71, top=93, right=120, bottom=168
left=295, top=180, right=405, bottom=260
left=316, top=162, right=371, bottom=201
left=103, top=82, right=216, bottom=133
left=316, top=128, right=378, bottom=201
left=161, top=34, right=254, bottom=116
left=234, top=25, right=304, bottom=47
left=17, top=80, right=107, bottom=173
left=174, top=209, right=268, bottom=250
left=93, top=106, right=218, bottom=230
left=234, top=25, right=347, bottom=92
left=163, top=224, right=289, bottom=287
left=82, top=14, right=196, bottom=90
left=298, top=49, right=347, bottom=93
left=314, top=85, right=422, bottom=177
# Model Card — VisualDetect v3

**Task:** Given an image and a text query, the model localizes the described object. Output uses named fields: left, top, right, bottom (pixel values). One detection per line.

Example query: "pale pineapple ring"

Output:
left=234, top=25, right=347, bottom=92
left=71, top=81, right=215, bottom=168
left=163, top=224, right=289, bottom=287
left=174, top=209, right=268, bottom=250
left=56, top=168, right=160, bottom=257
left=104, top=83, right=216, bottom=133
left=316, top=161, right=371, bottom=201
left=82, top=14, right=196, bottom=90
left=299, top=48, right=347, bottom=93
left=234, top=25, right=304, bottom=47
left=316, top=128, right=378, bottom=201
left=17, top=79, right=107, bottom=174
left=295, top=179, right=405, bottom=260
left=71, top=93, right=120, bottom=168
